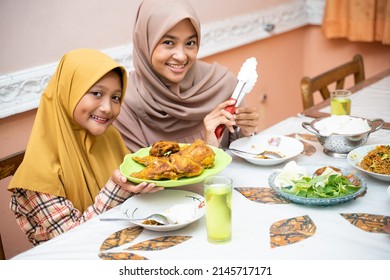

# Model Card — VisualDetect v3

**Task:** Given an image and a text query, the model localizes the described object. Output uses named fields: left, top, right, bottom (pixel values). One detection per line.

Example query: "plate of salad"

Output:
left=268, top=161, right=367, bottom=206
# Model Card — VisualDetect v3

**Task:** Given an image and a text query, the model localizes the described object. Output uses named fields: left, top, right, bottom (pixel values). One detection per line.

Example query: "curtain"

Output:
left=322, top=0, right=390, bottom=44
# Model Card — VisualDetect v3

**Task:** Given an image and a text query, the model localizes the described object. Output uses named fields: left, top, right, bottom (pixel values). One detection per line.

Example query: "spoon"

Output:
left=228, top=148, right=283, bottom=159
left=100, top=213, right=171, bottom=225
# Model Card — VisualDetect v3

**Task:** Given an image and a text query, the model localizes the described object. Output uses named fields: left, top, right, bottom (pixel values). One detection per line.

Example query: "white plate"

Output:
left=120, top=190, right=205, bottom=231
left=229, top=134, right=304, bottom=166
left=347, top=144, right=390, bottom=182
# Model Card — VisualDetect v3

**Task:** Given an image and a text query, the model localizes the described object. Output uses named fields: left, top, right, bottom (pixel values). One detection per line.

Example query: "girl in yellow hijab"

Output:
left=8, top=49, right=162, bottom=246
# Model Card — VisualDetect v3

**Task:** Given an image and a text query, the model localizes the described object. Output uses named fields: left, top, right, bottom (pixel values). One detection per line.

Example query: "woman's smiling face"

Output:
left=73, top=70, right=123, bottom=136
left=151, top=19, right=198, bottom=84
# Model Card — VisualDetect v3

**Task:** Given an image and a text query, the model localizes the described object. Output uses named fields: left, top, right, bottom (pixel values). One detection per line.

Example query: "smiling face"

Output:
left=73, top=70, right=123, bottom=136
left=151, top=19, right=198, bottom=84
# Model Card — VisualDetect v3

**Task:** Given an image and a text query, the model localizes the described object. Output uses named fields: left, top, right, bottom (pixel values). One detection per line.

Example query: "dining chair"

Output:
left=300, top=54, right=365, bottom=110
left=0, top=150, right=25, bottom=260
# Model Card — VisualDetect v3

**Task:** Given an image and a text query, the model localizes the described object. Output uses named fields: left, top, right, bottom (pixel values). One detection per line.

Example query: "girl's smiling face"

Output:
left=151, top=19, right=198, bottom=84
left=73, top=70, right=122, bottom=136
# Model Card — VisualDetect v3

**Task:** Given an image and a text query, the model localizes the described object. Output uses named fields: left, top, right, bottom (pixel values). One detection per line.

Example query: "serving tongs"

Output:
left=215, top=57, right=259, bottom=138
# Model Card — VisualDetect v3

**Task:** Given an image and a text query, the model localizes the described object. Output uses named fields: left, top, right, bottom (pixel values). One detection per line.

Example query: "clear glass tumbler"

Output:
left=204, top=175, right=232, bottom=243
left=330, top=89, right=351, bottom=115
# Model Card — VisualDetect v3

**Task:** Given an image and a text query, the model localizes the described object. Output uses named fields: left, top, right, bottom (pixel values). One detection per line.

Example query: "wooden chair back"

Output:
left=300, top=54, right=365, bottom=110
left=0, top=150, right=25, bottom=260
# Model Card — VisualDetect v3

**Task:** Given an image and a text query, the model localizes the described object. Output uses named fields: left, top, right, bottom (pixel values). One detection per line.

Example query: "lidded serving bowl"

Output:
left=302, top=116, right=384, bottom=158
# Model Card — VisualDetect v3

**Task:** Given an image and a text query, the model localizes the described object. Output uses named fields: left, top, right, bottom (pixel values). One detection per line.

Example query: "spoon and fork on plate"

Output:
left=228, top=148, right=283, bottom=159
left=100, top=213, right=172, bottom=225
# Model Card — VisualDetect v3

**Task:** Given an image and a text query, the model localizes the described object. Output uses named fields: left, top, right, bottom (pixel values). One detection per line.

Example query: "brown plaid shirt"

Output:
left=10, top=179, right=133, bottom=246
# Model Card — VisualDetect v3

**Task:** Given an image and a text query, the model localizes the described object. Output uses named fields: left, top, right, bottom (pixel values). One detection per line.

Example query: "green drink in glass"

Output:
left=330, top=90, right=351, bottom=115
left=204, top=176, right=232, bottom=243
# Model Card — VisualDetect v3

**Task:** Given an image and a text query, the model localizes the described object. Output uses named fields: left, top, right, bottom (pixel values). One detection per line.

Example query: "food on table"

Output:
left=313, top=166, right=341, bottom=176
left=142, top=219, right=163, bottom=225
left=132, top=157, right=180, bottom=180
left=131, top=139, right=215, bottom=180
left=177, top=139, right=216, bottom=168
left=132, top=155, right=162, bottom=166
left=254, top=150, right=285, bottom=159
left=149, top=140, right=180, bottom=156
left=359, top=145, right=390, bottom=175
left=274, top=161, right=362, bottom=198
left=313, top=115, right=371, bottom=136
left=141, top=203, right=197, bottom=226
left=169, top=153, right=204, bottom=177
left=161, top=203, right=197, bottom=224
left=274, top=161, right=309, bottom=187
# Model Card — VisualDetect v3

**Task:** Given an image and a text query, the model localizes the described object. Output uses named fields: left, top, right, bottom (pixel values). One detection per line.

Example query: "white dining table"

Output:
left=8, top=113, right=390, bottom=261
left=5, top=69, right=390, bottom=265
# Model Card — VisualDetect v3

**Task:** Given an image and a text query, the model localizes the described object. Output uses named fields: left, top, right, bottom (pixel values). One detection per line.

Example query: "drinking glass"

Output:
left=330, top=89, right=351, bottom=115
left=204, top=175, right=232, bottom=243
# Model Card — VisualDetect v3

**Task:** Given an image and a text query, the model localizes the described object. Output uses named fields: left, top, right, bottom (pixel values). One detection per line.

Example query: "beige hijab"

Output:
left=9, top=49, right=130, bottom=212
left=114, top=0, right=237, bottom=152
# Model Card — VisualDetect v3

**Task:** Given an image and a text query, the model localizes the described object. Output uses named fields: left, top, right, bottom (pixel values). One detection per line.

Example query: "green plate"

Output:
left=119, top=145, right=232, bottom=187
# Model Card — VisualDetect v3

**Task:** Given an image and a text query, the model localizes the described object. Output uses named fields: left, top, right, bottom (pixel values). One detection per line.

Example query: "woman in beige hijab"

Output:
left=114, top=0, right=259, bottom=152
left=8, top=49, right=162, bottom=246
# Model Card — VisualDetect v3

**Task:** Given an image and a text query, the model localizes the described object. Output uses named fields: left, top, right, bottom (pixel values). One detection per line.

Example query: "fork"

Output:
left=228, top=148, right=283, bottom=159
left=100, top=213, right=171, bottom=225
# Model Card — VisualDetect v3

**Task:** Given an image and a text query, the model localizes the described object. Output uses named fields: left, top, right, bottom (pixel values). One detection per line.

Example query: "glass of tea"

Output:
left=330, top=89, right=351, bottom=115
left=204, top=175, right=232, bottom=244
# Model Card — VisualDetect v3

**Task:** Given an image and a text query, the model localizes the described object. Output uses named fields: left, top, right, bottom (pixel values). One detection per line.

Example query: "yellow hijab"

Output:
left=9, top=49, right=130, bottom=212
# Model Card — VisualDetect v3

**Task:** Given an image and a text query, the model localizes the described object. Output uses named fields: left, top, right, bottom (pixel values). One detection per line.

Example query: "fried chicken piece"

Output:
left=132, top=155, right=162, bottom=166
left=149, top=141, right=180, bottom=157
left=169, top=153, right=204, bottom=178
left=178, top=139, right=215, bottom=168
left=130, top=139, right=215, bottom=180
left=131, top=158, right=179, bottom=180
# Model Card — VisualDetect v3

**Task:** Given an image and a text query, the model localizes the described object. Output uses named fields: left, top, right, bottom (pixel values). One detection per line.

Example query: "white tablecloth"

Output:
left=11, top=116, right=390, bottom=260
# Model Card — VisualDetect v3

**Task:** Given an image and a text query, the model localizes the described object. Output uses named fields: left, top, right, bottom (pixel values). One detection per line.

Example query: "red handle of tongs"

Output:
left=214, top=97, right=237, bottom=138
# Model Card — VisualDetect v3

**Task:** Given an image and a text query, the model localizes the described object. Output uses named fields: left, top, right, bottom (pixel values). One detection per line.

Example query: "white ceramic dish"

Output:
left=229, top=134, right=304, bottom=166
left=347, top=144, right=390, bottom=182
left=120, top=190, right=205, bottom=231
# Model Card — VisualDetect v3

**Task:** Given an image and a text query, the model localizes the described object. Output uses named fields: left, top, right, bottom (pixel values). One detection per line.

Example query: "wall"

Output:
left=203, top=25, right=390, bottom=129
left=1, top=0, right=390, bottom=259
left=0, top=0, right=289, bottom=74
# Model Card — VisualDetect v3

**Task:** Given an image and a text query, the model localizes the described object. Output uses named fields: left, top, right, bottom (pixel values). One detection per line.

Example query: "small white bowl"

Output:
left=229, top=134, right=304, bottom=166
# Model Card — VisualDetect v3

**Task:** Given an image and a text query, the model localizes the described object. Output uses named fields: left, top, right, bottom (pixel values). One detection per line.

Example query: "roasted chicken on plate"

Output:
left=131, top=139, right=215, bottom=180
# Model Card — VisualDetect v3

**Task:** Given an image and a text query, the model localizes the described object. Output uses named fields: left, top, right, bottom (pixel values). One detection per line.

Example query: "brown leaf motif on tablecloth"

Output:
left=126, top=236, right=192, bottom=251
left=98, top=252, right=148, bottom=260
left=235, top=187, right=289, bottom=204
left=297, top=133, right=318, bottom=142
left=270, top=215, right=316, bottom=248
left=100, top=226, right=143, bottom=252
left=340, top=213, right=390, bottom=233
left=285, top=133, right=317, bottom=156
left=98, top=225, right=193, bottom=260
